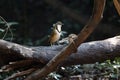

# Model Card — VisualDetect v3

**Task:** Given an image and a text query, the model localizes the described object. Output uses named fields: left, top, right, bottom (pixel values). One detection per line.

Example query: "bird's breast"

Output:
left=50, top=30, right=61, bottom=43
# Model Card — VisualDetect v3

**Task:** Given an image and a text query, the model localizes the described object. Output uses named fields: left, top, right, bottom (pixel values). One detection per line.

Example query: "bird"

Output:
left=49, top=21, right=63, bottom=46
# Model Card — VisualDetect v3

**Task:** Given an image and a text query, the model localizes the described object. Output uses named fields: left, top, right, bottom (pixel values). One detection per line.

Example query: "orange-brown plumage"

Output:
left=49, top=21, right=63, bottom=45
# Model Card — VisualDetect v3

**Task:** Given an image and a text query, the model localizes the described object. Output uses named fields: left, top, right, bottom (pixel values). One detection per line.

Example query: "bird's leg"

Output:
left=56, top=41, right=60, bottom=45
left=50, top=43, right=53, bottom=46
left=50, top=43, right=54, bottom=49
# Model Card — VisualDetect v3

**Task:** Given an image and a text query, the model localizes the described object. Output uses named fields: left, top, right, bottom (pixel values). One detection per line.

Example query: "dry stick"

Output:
left=4, top=68, right=37, bottom=80
left=0, top=60, right=34, bottom=72
left=113, top=0, right=120, bottom=15
left=25, top=0, right=106, bottom=80
left=0, top=16, right=13, bottom=41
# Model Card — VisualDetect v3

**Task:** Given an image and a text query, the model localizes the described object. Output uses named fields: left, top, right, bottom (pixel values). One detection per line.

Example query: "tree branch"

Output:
left=1, top=36, right=120, bottom=67
left=113, top=0, right=120, bottom=15
left=4, top=68, right=37, bottom=80
left=0, top=60, right=35, bottom=72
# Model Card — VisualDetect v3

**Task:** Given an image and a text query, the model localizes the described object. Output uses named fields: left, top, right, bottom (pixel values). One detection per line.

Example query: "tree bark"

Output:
left=0, top=36, right=120, bottom=67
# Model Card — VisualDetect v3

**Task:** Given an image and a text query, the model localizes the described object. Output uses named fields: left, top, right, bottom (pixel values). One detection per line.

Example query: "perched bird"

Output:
left=49, top=21, right=63, bottom=45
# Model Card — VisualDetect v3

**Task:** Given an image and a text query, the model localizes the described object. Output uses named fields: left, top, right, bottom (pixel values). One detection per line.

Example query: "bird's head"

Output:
left=53, top=21, right=63, bottom=33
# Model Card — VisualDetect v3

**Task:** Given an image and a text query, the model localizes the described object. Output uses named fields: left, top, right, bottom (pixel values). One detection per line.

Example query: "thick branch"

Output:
left=1, top=36, right=120, bottom=67
left=32, top=36, right=120, bottom=66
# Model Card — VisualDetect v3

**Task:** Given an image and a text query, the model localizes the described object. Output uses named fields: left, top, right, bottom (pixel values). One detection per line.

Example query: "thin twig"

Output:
left=4, top=68, right=37, bottom=80
left=0, top=16, right=13, bottom=41
left=0, top=60, right=35, bottom=72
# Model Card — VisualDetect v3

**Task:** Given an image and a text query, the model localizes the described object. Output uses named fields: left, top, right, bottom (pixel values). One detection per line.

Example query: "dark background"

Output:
left=0, top=0, right=119, bottom=46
